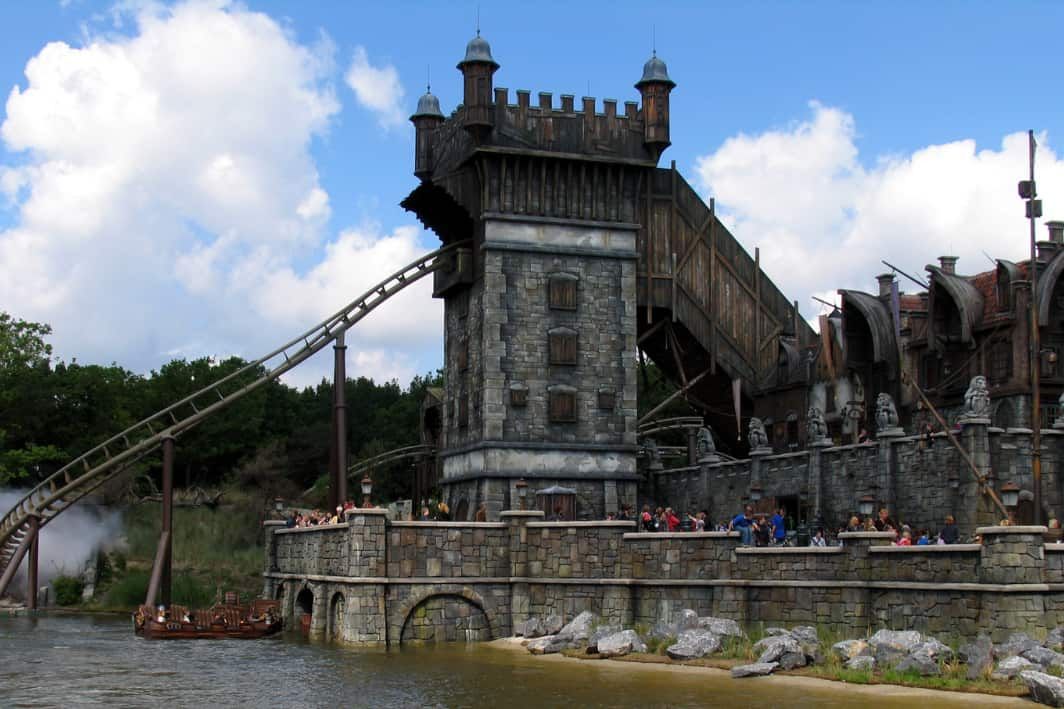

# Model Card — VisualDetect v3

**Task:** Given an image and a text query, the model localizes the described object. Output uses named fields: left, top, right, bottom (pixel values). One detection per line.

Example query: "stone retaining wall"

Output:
left=651, top=423, right=1064, bottom=537
left=266, top=511, right=1064, bottom=645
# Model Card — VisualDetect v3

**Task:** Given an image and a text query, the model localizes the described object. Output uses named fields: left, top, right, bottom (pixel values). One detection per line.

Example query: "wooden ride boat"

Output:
left=133, top=598, right=282, bottom=640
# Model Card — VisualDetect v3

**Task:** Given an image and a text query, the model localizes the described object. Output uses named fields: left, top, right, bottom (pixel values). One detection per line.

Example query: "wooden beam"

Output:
left=667, top=324, right=688, bottom=387
left=755, top=247, right=762, bottom=364
left=639, top=368, right=712, bottom=425
left=709, top=198, right=717, bottom=375
left=637, top=318, right=668, bottom=347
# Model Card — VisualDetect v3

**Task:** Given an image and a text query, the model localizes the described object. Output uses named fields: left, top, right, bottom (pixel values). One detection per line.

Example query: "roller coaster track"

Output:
left=347, top=445, right=435, bottom=482
left=0, top=241, right=468, bottom=595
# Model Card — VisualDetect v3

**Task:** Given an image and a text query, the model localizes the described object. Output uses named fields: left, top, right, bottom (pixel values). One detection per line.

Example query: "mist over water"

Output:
left=0, top=490, right=123, bottom=598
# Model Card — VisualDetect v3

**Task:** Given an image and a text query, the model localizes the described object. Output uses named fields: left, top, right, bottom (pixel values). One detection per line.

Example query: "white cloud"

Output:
left=0, top=1, right=440, bottom=388
left=344, top=45, right=405, bottom=128
left=694, top=103, right=1064, bottom=325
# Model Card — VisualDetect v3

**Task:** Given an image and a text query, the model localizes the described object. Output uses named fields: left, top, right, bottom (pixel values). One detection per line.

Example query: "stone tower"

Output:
left=405, top=35, right=675, bottom=520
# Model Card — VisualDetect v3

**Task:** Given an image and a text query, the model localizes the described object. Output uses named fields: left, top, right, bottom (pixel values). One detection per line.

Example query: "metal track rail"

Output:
left=0, top=241, right=467, bottom=593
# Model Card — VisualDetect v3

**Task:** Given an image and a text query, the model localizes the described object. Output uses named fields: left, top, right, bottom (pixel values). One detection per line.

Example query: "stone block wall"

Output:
left=386, top=522, right=510, bottom=578
left=649, top=422, right=1064, bottom=539
left=267, top=511, right=1064, bottom=644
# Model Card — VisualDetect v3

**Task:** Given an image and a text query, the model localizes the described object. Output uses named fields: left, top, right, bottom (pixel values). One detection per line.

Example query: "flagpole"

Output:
left=1028, top=129, right=1042, bottom=526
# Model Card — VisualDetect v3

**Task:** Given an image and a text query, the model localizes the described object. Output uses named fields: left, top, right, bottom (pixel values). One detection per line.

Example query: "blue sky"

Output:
left=1, top=1, right=1061, bottom=387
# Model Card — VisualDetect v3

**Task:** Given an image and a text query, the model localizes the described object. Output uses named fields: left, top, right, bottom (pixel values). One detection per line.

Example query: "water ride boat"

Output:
left=133, top=597, right=281, bottom=640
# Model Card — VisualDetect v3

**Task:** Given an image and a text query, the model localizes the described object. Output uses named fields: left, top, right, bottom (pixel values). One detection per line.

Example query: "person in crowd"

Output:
left=419, top=506, right=432, bottom=521
left=916, top=529, right=931, bottom=546
left=551, top=504, right=566, bottom=522
left=729, top=505, right=756, bottom=546
left=665, top=507, right=680, bottom=532
left=939, top=514, right=959, bottom=544
left=863, top=517, right=877, bottom=532
left=688, top=511, right=705, bottom=532
left=618, top=505, right=632, bottom=521
left=845, top=515, right=861, bottom=532
left=770, top=507, right=788, bottom=545
left=331, top=505, right=342, bottom=524
left=809, top=529, right=827, bottom=547
left=285, top=511, right=297, bottom=529
left=605, top=511, right=617, bottom=521
left=895, top=529, right=913, bottom=546
left=874, top=507, right=897, bottom=533
left=436, top=502, right=451, bottom=521
left=655, top=507, right=667, bottom=531
left=754, top=515, right=771, bottom=547
left=474, top=503, right=487, bottom=522
left=641, top=505, right=655, bottom=532
left=858, top=428, right=870, bottom=443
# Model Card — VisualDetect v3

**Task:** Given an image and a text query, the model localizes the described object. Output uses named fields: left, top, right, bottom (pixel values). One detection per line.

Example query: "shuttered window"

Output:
left=549, top=389, right=577, bottom=423
left=549, top=328, right=577, bottom=366
left=549, top=274, right=578, bottom=310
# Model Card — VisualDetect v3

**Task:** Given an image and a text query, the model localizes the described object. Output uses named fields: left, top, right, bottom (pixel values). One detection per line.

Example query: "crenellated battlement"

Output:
left=491, top=87, right=641, bottom=120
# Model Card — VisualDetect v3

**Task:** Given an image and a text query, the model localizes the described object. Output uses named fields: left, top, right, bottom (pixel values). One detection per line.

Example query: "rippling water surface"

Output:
left=0, top=614, right=1028, bottom=708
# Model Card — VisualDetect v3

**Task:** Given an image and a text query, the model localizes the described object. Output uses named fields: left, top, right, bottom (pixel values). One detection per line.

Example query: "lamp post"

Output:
left=274, top=497, right=285, bottom=519
left=1000, top=482, right=1020, bottom=510
left=1019, top=130, right=1043, bottom=525
left=749, top=483, right=763, bottom=503
left=360, top=474, right=373, bottom=509
left=516, top=478, right=528, bottom=511
left=858, top=495, right=876, bottom=518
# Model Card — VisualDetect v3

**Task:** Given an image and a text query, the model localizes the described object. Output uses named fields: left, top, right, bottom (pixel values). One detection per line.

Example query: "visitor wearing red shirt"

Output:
left=665, top=507, right=680, bottom=532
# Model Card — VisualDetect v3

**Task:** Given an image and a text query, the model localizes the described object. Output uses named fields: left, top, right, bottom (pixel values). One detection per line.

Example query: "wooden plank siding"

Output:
left=636, top=167, right=814, bottom=394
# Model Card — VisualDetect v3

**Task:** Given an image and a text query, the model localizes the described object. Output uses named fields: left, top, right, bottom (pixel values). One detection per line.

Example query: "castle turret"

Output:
left=456, top=33, right=499, bottom=142
left=410, top=86, right=445, bottom=181
left=635, top=52, right=675, bottom=161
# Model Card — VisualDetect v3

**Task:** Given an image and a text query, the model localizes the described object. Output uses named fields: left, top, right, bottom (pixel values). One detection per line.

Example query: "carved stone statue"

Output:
left=963, top=375, right=991, bottom=420
left=696, top=426, right=718, bottom=462
left=643, top=437, right=663, bottom=471
left=807, top=406, right=828, bottom=442
left=748, top=417, right=769, bottom=451
left=874, top=393, right=900, bottom=431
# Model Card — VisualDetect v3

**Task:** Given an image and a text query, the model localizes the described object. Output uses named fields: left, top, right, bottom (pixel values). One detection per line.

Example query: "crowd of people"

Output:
left=284, top=502, right=356, bottom=528
left=621, top=502, right=1017, bottom=549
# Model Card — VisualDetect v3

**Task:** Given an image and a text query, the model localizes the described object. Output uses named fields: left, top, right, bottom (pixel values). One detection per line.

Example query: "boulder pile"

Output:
left=516, top=609, right=1064, bottom=704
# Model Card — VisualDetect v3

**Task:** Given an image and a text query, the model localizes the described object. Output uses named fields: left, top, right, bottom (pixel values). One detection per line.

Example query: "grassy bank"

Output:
left=86, top=491, right=268, bottom=611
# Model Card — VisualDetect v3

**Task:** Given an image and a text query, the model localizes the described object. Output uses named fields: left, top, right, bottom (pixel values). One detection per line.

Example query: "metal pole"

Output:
left=161, top=436, right=174, bottom=609
left=27, top=514, right=39, bottom=611
left=333, top=329, right=349, bottom=507
left=1028, top=130, right=1043, bottom=526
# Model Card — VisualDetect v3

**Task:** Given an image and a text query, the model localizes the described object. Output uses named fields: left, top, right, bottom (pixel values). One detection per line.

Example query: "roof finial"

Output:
left=426, top=65, right=431, bottom=94
left=476, top=6, right=481, bottom=37
left=652, top=25, right=656, bottom=57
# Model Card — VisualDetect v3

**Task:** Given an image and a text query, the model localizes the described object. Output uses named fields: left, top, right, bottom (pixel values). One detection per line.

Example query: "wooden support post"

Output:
left=0, top=516, right=40, bottom=600
left=708, top=198, right=717, bottom=375
left=27, top=513, right=39, bottom=611
left=755, top=247, right=763, bottom=366
left=144, top=531, right=171, bottom=608
left=333, top=330, right=349, bottom=508
left=161, top=435, right=174, bottom=609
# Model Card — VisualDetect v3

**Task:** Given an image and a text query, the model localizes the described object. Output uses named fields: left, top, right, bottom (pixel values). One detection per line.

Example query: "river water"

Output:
left=0, top=614, right=1029, bottom=708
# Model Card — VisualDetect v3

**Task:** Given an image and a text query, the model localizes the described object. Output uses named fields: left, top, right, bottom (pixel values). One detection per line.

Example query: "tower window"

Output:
left=549, top=388, right=577, bottom=423
left=549, top=273, right=578, bottom=310
left=549, top=328, right=578, bottom=366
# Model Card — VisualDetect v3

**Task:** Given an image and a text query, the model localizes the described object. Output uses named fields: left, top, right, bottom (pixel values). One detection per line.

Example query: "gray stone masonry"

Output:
left=651, top=421, right=1064, bottom=538
left=269, top=507, right=1064, bottom=644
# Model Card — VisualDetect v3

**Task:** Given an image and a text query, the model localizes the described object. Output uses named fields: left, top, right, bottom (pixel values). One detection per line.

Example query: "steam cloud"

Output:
left=0, top=490, right=124, bottom=601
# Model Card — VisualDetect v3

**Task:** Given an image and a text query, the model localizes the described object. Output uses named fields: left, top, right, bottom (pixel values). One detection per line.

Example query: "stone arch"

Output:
left=454, top=498, right=469, bottom=522
left=329, top=591, right=346, bottom=641
left=294, top=585, right=314, bottom=636
left=400, top=593, right=492, bottom=644
left=392, top=586, right=502, bottom=645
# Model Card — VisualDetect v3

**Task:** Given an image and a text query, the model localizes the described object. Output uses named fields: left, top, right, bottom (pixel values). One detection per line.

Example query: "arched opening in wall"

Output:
left=295, top=587, right=314, bottom=637
left=1015, top=490, right=1036, bottom=526
left=454, top=498, right=469, bottom=522
left=329, top=592, right=345, bottom=642
left=992, top=400, right=1015, bottom=430
left=400, top=594, right=491, bottom=644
